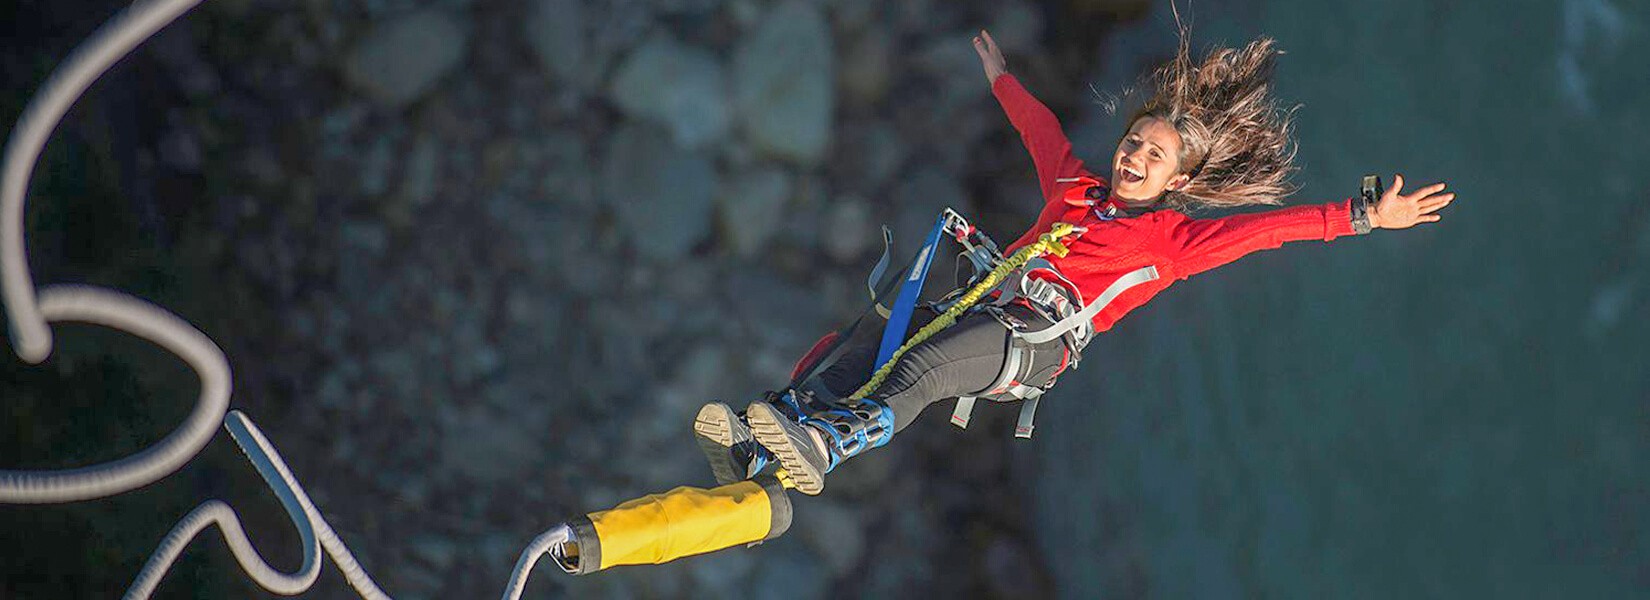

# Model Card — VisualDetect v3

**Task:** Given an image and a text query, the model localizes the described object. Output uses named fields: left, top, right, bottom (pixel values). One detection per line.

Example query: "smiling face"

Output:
left=1110, top=116, right=1192, bottom=205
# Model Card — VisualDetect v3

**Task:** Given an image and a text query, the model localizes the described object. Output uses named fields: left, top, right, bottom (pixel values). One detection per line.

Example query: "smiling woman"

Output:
left=1109, top=32, right=1301, bottom=211
left=697, top=14, right=1458, bottom=497
left=1112, top=117, right=1192, bottom=205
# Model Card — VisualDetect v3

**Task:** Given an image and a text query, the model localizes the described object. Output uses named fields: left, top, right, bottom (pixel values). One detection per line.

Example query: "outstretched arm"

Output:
left=1162, top=175, right=1455, bottom=279
left=975, top=30, right=1087, bottom=203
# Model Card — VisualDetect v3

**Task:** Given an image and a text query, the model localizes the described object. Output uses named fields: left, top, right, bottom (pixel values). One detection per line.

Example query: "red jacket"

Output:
left=991, top=74, right=1357, bottom=333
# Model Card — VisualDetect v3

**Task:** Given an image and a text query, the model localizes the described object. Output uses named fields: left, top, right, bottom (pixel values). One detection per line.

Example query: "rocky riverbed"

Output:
left=3, top=0, right=1154, bottom=597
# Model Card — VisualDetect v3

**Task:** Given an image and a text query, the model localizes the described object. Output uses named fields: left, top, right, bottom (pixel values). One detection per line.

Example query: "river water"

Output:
left=1034, top=0, right=1650, bottom=596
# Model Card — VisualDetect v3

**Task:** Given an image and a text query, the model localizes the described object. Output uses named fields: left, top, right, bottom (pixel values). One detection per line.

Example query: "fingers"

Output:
left=1417, top=192, right=1456, bottom=212
left=1404, top=181, right=1448, bottom=200
left=974, top=29, right=1002, bottom=59
left=1391, top=173, right=1404, bottom=195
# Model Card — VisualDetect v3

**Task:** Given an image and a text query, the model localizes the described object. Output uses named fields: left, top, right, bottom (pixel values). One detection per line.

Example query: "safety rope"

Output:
left=846, top=222, right=1083, bottom=403
left=0, top=1, right=564, bottom=598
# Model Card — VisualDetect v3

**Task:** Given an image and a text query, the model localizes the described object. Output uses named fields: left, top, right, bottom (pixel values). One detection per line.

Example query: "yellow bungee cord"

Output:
left=845, top=222, right=1083, bottom=404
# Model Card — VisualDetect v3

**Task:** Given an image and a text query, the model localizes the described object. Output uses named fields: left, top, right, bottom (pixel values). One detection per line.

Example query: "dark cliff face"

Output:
left=0, top=1, right=1133, bottom=597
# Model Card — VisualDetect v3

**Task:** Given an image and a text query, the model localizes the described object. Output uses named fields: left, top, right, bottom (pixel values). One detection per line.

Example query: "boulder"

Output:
left=601, top=123, right=720, bottom=262
left=733, top=1, right=835, bottom=166
left=343, top=9, right=470, bottom=108
left=609, top=34, right=731, bottom=149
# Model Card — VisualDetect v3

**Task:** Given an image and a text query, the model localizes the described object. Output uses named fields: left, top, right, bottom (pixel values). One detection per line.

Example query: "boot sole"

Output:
left=693, top=403, right=743, bottom=486
left=746, top=402, right=825, bottom=495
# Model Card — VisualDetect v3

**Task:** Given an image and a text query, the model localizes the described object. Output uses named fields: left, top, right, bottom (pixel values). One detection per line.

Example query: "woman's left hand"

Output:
left=1371, top=174, right=1454, bottom=229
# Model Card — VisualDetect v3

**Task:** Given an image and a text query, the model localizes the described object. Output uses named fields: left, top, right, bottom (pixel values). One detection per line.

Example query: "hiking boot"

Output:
left=746, top=394, right=894, bottom=496
left=693, top=402, right=771, bottom=485
left=745, top=401, right=832, bottom=495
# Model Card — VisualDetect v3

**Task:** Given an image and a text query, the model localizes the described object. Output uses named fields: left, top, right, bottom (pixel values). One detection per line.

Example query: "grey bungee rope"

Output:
left=1, top=0, right=565, bottom=597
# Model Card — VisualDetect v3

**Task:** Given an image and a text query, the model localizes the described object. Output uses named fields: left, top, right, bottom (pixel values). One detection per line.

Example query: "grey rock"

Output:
left=988, top=1, right=1045, bottom=52
left=826, top=0, right=882, bottom=35
left=157, top=124, right=202, bottom=173
left=343, top=9, right=470, bottom=108
left=655, top=344, right=728, bottom=428
left=148, top=24, right=220, bottom=97
left=438, top=403, right=541, bottom=485
left=839, top=27, right=893, bottom=108
left=822, top=195, right=875, bottom=262
left=892, top=166, right=966, bottom=246
left=718, top=165, right=792, bottom=257
left=846, top=121, right=906, bottom=190
left=609, top=34, right=731, bottom=149
left=722, top=267, right=828, bottom=351
left=688, top=548, right=757, bottom=598
left=649, top=0, right=720, bottom=15
left=409, top=533, right=459, bottom=571
left=778, top=174, right=828, bottom=252
left=733, top=1, right=835, bottom=166
left=749, top=545, right=828, bottom=600
left=524, top=0, right=588, bottom=88
left=727, top=0, right=762, bottom=27
left=916, top=36, right=986, bottom=114
left=320, top=103, right=369, bottom=158
left=601, top=123, right=719, bottom=262
left=341, top=220, right=389, bottom=256
left=825, top=447, right=897, bottom=500
left=527, top=0, right=653, bottom=95
left=796, top=499, right=865, bottom=578
left=985, top=534, right=1048, bottom=598
left=368, top=347, right=420, bottom=399
left=894, top=0, right=957, bottom=32
left=359, top=133, right=395, bottom=197
left=402, top=134, right=441, bottom=206
left=538, top=131, right=597, bottom=212
left=240, top=150, right=285, bottom=187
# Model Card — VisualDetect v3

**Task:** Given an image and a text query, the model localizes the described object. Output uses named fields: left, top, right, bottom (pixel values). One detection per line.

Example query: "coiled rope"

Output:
left=846, top=222, right=1082, bottom=403
left=1, top=1, right=565, bottom=597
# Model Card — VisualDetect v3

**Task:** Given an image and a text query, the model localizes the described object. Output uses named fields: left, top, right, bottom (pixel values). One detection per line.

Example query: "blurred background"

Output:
left=3, top=0, right=1647, bottom=597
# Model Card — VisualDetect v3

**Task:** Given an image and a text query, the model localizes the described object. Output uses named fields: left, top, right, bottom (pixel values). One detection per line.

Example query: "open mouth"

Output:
left=1119, top=165, right=1144, bottom=184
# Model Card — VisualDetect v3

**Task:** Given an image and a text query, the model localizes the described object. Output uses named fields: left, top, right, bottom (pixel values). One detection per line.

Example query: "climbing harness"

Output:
left=939, top=177, right=1163, bottom=437
left=779, top=197, right=1164, bottom=441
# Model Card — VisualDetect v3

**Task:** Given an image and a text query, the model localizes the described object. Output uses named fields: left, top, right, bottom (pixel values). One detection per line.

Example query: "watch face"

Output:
left=1361, top=174, right=1383, bottom=204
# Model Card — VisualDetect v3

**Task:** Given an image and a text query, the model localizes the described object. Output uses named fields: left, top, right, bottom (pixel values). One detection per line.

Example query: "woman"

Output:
left=695, top=26, right=1455, bottom=495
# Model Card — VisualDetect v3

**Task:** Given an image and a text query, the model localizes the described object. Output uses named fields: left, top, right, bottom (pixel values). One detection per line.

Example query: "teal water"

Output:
left=1034, top=0, right=1650, bottom=597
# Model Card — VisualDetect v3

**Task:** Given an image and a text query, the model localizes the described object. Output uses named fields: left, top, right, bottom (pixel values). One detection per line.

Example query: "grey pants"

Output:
left=813, top=303, right=1076, bottom=433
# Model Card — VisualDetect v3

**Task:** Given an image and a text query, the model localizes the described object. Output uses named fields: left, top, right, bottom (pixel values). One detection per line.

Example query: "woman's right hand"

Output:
left=972, top=29, right=1008, bottom=84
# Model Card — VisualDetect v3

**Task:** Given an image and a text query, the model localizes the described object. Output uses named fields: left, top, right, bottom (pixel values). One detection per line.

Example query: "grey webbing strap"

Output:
left=984, top=341, right=1025, bottom=396
left=1019, top=266, right=1160, bottom=344
left=1003, top=383, right=1044, bottom=399
left=950, top=396, right=977, bottom=429
left=950, top=339, right=1026, bottom=429
left=1015, top=397, right=1040, bottom=439
left=867, top=226, right=894, bottom=319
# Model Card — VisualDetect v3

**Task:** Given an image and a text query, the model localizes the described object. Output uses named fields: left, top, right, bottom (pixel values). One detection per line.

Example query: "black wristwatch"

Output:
left=1351, top=174, right=1382, bottom=234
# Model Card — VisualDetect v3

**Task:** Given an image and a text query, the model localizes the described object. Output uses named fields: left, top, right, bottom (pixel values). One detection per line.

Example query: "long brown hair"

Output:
left=1107, top=12, right=1300, bottom=210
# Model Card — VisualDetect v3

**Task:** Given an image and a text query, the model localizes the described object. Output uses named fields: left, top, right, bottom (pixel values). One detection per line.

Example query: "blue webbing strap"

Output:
left=874, top=213, right=946, bottom=372
left=854, top=212, right=947, bottom=448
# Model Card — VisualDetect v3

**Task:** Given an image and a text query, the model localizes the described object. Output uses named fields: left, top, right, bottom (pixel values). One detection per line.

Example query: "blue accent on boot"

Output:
left=736, top=440, right=772, bottom=477
left=798, top=399, right=895, bottom=473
